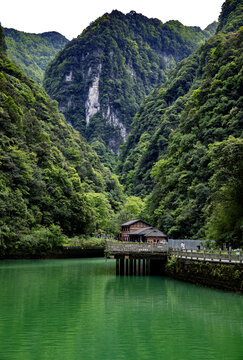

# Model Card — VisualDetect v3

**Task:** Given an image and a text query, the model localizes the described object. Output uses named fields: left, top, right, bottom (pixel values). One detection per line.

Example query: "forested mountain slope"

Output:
left=0, top=25, right=123, bottom=255
left=43, top=10, right=212, bottom=153
left=118, top=0, right=243, bottom=246
left=3, top=28, right=68, bottom=85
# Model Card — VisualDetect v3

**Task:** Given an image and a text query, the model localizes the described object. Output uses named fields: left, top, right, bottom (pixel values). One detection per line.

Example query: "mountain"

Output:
left=217, top=0, right=243, bottom=32
left=43, top=10, right=212, bottom=153
left=117, top=0, right=243, bottom=246
left=3, top=28, right=68, bottom=85
left=204, top=21, right=218, bottom=35
left=0, top=25, right=124, bottom=255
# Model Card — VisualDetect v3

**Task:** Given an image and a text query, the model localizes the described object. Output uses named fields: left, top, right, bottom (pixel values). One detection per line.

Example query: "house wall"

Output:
left=129, top=221, right=148, bottom=233
left=129, top=235, right=146, bottom=243
left=121, top=221, right=150, bottom=241
left=121, top=231, right=129, bottom=241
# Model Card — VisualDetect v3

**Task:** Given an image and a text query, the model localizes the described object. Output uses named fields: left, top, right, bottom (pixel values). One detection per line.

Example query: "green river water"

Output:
left=0, top=258, right=242, bottom=360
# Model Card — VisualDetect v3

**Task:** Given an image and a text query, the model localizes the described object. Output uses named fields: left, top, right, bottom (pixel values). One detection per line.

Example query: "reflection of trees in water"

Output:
left=105, top=274, right=243, bottom=321
left=0, top=259, right=115, bottom=359
left=1, top=259, right=243, bottom=359
left=104, top=275, right=243, bottom=357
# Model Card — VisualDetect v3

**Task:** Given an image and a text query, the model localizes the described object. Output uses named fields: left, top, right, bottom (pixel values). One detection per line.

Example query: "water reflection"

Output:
left=0, top=259, right=242, bottom=360
left=105, top=275, right=243, bottom=359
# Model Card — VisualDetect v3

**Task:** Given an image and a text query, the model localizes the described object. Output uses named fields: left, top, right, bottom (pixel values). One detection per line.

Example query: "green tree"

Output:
left=114, top=196, right=145, bottom=231
left=118, top=5, right=243, bottom=239
left=0, top=24, right=7, bottom=54
left=86, top=192, right=112, bottom=232
left=205, top=137, right=243, bottom=247
left=4, top=28, right=68, bottom=84
left=0, top=36, right=124, bottom=255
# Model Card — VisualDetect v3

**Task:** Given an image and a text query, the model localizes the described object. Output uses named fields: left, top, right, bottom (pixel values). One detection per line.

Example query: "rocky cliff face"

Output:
left=85, top=72, right=101, bottom=125
left=44, top=10, right=211, bottom=153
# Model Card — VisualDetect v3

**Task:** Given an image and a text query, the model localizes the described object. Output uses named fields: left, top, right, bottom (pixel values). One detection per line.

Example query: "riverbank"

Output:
left=0, top=246, right=105, bottom=260
left=2, top=246, right=243, bottom=293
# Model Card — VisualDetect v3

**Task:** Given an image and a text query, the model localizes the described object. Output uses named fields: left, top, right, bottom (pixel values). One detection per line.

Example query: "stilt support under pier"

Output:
left=115, top=257, right=152, bottom=276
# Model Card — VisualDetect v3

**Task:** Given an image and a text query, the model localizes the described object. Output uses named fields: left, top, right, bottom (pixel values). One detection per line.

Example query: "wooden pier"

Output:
left=106, top=242, right=168, bottom=275
left=106, top=242, right=243, bottom=276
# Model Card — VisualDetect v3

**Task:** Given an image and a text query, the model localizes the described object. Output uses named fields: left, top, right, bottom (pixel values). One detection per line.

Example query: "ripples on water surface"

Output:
left=0, top=258, right=242, bottom=360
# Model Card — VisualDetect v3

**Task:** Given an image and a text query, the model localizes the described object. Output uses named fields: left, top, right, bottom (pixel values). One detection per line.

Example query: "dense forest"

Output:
left=43, top=11, right=213, bottom=153
left=0, top=26, right=127, bottom=256
left=118, top=0, right=243, bottom=247
left=3, top=28, right=68, bottom=85
left=0, top=0, right=242, bottom=255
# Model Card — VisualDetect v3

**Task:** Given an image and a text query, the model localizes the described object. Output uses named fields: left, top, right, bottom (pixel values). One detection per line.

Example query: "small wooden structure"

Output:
left=121, top=219, right=167, bottom=244
left=121, top=219, right=151, bottom=241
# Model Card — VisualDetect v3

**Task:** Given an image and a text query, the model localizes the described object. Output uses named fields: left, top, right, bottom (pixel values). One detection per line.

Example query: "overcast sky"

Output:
left=2, top=0, right=225, bottom=40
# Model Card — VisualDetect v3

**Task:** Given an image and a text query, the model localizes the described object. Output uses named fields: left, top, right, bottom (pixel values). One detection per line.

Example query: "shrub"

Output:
left=16, top=224, right=66, bottom=255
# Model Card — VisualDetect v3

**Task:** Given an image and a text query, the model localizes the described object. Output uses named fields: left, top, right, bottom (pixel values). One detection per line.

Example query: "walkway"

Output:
left=106, top=242, right=243, bottom=264
left=106, top=241, right=167, bottom=258
left=170, top=249, right=243, bottom=264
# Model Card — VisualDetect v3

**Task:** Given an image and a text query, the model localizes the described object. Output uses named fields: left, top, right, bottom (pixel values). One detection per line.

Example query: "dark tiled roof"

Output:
left=129, top=227, right=153, bottom=235
left=130, top=227, right=167, bottom=238
left=145, top=229, right=167, bottom=238
left=121, top=219, right=151, bottom=226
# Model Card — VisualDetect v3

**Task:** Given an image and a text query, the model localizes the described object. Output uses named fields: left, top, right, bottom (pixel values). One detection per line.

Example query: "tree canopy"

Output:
left=0, top=25, right=124, bottom=255
left=4, top=28, right=68, bottom=85
left=117, top=1, right=243, bottom=246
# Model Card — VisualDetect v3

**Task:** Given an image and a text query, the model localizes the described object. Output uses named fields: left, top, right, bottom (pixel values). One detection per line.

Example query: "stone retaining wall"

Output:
left=165, top=257, right=243, bottom=293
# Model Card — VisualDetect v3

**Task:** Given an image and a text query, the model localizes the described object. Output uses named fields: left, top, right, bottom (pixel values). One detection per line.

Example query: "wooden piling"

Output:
left=142, top=258, right=146, bottom=276
left=133, top=259, right=136, bottom=275
left=138, top=259, right=141, bottom=276
left=129, top=258, right=133, bottom=275
left=125, top=258, right=129, bottom=275
left=116, top=258, right=119, bottom=275
left=120, top=257, right=124, bottom=275
left=146, top=259, right=150, bottom=275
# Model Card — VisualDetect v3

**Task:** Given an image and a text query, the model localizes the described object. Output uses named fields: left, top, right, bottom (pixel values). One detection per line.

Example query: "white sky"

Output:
left=1, top=0, right=225, bottom=40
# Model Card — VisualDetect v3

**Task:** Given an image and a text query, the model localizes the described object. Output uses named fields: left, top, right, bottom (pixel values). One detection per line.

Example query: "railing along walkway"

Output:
left=106, top=241, right=168, bottom=255
left=170, top=249, right=243, bottom=264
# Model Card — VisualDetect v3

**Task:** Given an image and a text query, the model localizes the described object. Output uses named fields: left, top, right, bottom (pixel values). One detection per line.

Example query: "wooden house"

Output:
left=121, top=219, right=151, bottom=241
left=121, top=219, right=167, bottom=244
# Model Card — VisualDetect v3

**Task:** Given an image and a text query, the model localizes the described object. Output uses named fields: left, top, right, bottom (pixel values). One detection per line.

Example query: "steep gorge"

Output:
left=44, top=10, right=212, bottom=153
left=117, top=0, right=243, bottom=244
